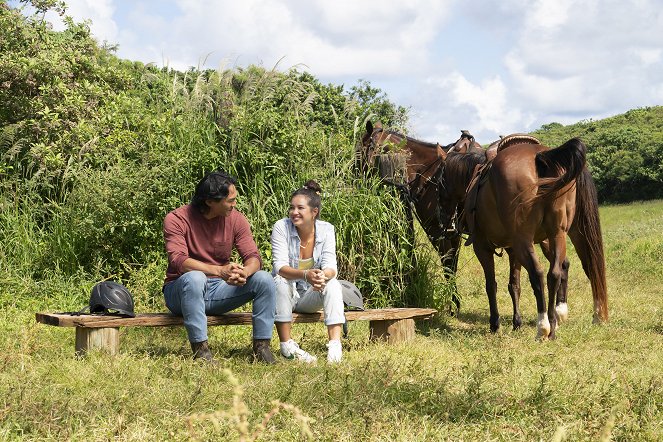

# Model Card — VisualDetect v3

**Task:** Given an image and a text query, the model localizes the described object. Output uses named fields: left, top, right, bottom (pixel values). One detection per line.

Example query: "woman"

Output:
left=271, top=180, right=345, bottom=363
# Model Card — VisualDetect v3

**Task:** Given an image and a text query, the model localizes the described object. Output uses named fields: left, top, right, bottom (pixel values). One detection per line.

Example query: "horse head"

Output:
left=358, top=120, right=383, bottom=175
left=359, top=121, right=419, bottom=184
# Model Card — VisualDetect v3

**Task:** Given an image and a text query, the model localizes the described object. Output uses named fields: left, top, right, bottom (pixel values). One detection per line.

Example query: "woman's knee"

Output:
left=322, top=278, right=345, bottom=325
left=273, top=276, right=294, bottom=319
left=274, top=292, right=294, bottom=321
left=323, top=278, right=343, bottom=301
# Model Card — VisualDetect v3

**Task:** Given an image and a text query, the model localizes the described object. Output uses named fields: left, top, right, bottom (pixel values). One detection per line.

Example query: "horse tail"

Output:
left=533, top=138, right=608, bottom=321
left=533, top=138, right=587, bottom=201
left=569, top=168, right=609, bottom=322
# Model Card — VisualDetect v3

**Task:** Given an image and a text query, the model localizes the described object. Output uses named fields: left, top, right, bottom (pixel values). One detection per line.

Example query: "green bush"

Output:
left=533, top=108, right=663, bottom=202
left=0, top=0, right=451, bottom=311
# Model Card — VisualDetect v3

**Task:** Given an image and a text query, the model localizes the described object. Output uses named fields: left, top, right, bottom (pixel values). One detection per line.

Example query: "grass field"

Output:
left=1, top=201, right=661, bottom=441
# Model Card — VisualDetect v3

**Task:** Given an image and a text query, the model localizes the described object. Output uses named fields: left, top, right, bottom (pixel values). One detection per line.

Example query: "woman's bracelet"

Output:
left=303, top=270, right=308, bottom=283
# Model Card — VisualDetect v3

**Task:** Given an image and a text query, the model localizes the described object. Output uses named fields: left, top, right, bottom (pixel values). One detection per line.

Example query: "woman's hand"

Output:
left=307, top=269, right=327, bottom=292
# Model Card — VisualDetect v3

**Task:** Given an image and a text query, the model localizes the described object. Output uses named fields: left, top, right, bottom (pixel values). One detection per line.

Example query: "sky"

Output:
left=26, top=0, right=663, bottom=144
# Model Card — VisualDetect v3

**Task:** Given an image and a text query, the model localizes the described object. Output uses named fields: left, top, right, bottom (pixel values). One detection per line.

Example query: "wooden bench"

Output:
left=36, top=308, right=437, bottom=356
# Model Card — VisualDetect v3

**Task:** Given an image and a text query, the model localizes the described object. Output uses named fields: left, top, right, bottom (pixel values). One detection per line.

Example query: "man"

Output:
left=162, top=170, right=276, bottom=364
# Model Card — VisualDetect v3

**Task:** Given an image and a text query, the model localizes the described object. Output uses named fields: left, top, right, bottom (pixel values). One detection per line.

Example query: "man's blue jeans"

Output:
left=163, top=270, right=276, bottom=343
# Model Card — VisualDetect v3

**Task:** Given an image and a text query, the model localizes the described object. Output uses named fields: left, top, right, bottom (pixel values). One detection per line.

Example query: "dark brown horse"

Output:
left=438, top=136, right=608, bottom=338
left=360, top=121, right=482, bottom=308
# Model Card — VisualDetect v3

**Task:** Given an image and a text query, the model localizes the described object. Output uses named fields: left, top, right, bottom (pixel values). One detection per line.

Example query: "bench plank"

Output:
left=36, top=308, right=436, bottom=328
left=36, top=308, right=437, bottom=355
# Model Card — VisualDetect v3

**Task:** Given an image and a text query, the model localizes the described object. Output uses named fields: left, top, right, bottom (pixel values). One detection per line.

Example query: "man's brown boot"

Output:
left=252, top=339, right=276, bottom=364
left=191, top=340, right=218, bottom=365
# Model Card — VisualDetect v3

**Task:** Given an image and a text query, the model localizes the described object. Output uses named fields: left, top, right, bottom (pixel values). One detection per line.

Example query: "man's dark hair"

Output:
left=191, top=170, right=237, bottom=214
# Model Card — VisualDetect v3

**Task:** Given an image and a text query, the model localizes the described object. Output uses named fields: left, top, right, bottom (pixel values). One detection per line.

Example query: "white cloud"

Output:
left=529, top=0, right=572, bottom=29
left=109, top=0, right=454, bottom=75
left=634, top=48, right=662, bottom=66
left=33, top=0, right=663, bottom=143
left=411, top=72, right=529, bottom=143
left=504, top=0, right=663, bottom=122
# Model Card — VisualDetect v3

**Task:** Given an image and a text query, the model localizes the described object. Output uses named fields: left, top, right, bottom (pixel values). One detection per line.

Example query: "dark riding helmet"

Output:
left=89, top=281, right=135, bottom=317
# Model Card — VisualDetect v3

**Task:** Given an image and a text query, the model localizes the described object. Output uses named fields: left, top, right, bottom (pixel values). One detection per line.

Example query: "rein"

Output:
left=435, top=165, right=464, bottom=241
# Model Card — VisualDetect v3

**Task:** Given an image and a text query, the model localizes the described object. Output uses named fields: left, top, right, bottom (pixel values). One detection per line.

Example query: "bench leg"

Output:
left=369, top=318, right=415, bottom=344
left=75, top=327, right=119, bottom=356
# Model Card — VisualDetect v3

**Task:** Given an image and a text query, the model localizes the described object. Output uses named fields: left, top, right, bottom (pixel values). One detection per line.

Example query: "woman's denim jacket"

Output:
left=271, top=218, right=338, bottom=294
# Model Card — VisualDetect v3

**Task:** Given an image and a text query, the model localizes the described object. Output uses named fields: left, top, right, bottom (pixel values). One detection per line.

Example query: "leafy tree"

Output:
left=533, top=107, right=663, bottom=202
left=349, top=79, right=409, bottom=130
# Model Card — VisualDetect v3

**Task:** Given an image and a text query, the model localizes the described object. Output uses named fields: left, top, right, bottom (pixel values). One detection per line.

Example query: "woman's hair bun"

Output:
left=303, top=180, right=322, bottom=194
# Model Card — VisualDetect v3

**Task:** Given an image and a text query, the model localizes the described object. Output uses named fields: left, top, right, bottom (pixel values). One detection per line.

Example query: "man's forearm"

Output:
left=181, top=258, right=221, bottom=277
left=243, top=257, right=261, bottom=277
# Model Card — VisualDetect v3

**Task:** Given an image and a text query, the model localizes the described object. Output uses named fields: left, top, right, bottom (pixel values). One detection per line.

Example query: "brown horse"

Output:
left=438, top=136, right=608, bottom=338
left=438, top=140, right=569, bottom=331
left=360, top=121, right=482, bottom=308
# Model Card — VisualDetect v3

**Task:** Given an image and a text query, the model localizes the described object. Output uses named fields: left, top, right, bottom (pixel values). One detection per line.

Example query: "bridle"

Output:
left=364, top=128, right=461, bottom=241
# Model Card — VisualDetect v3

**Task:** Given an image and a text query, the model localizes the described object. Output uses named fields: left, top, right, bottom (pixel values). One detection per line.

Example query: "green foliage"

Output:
left=533, top=107, right=663, bottom=202
left=349, top=79, right=410, bottom=130
left=1, top=1, right=453, bottom=310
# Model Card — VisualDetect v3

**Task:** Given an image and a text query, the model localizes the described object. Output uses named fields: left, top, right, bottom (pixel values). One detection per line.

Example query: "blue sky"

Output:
left=21, top=0, right=663, bottom=144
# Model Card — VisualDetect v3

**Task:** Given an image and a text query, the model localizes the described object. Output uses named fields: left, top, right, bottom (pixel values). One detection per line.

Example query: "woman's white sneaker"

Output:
left=326, top=339, right=342, bottom=363
left=280, top=339, right=317, bottom=363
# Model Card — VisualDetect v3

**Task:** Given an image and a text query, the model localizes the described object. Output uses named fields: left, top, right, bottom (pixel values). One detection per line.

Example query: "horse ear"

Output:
left=437, top=144, right=448, bottom=159
left=366, top=121, right=373, bottom=134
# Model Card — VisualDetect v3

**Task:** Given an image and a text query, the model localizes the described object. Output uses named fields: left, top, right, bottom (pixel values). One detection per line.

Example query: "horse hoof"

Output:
left=555, top=303, right=569, bottom=322
left=490, top=324, right=500, bottom=333
left=536, top=313, right=551, bottom=340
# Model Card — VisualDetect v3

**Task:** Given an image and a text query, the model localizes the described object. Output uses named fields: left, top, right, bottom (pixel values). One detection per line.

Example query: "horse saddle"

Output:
left=497, top=133, right=541, bottom=153
left=445, top=130, right=477, bottom=154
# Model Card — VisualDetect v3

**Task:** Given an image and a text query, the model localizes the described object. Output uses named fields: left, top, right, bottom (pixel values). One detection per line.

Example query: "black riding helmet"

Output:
left=89, top=281, right=135, bottom=317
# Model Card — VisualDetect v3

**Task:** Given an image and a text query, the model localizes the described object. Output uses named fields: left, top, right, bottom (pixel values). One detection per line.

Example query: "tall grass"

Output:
left=3, top=55, right=448, bottom=309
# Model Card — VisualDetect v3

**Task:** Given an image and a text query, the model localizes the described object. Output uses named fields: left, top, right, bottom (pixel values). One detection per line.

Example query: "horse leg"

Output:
left=440, top=236, right=461, bottom=310
left=539, top=240, right=570, bottom=322
left=556, top=257, right=570, bottom=321
left=433, top=235, right=461, bottom=313
left=473, top=241, right=499, bottom=333
left=505, top=248, right=522, bottom=330
left=542, top=234, right=568, bottom=340
left=512, top=241, right=549, bottom=339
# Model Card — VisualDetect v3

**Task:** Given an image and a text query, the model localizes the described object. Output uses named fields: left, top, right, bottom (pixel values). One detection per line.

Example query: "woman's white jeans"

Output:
left=274, top=276, right=346, bottom=325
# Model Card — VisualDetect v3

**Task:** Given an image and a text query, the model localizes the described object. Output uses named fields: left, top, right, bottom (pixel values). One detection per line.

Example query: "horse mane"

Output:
left=383, top=130, right=441, bottom=149
left=446, top=150, right=487, bottom=189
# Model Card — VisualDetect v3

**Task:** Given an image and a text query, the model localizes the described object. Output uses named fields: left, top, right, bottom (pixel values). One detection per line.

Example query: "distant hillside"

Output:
left=532, top=106, right=663, bottom=202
